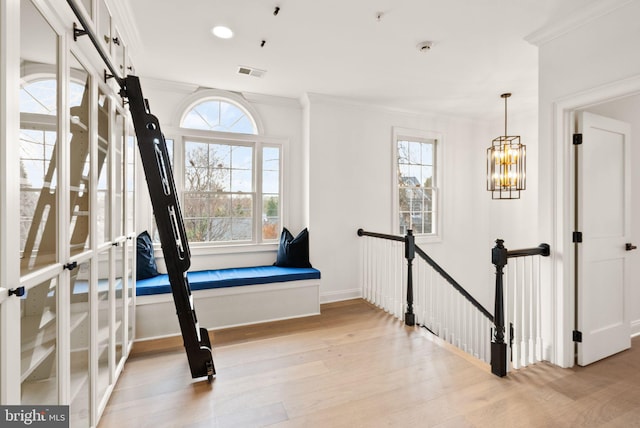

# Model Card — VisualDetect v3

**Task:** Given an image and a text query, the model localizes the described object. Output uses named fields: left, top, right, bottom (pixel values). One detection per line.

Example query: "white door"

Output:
left=576, top=111, right=632, bottom=366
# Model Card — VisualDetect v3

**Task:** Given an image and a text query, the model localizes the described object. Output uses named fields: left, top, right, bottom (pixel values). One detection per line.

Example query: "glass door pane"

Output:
left=70, top=260, right=91, bottom=427
left=113, top=111, right=124, bottom=239
left=21, top=276, right=58, bottom=404
left=96, top=250, right=110, bottom=403
left=69, top=55, right=92, bottom=256
left=115, top=244, right=125, bottom=366
left=97, top=90, right=110, bottom=245
left=19, top=0, right=59, bottom=276
left=127, top=239, right=135, bottom=347
left=126, top=134, right=135, bottom=235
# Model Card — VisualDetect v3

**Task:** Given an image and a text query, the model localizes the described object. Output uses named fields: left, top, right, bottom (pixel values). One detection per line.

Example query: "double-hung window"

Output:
left=393, top=127, right=441, bottom=239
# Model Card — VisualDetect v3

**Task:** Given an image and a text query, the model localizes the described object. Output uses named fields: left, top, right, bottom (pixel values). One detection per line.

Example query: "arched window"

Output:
left=161, top=91, right=281, bottom=246
left=181, top=98, right=258, bottom=134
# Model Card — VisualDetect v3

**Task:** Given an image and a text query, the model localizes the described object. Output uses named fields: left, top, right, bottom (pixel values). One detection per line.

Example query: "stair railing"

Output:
left=358, top=228, right=494, bottom=365
left=358, top=229, right=550, bottom=377
left=491, top=239, right=550, bottom=376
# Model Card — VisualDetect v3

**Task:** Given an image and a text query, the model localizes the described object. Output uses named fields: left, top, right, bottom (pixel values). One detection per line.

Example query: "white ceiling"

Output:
left=123, top=0, right=594, bottom=121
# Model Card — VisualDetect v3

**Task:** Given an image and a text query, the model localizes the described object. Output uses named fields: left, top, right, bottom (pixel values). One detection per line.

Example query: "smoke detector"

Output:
left=237, top=66, right=266, bottom=78
left=416, top=41, right=433, bottom=52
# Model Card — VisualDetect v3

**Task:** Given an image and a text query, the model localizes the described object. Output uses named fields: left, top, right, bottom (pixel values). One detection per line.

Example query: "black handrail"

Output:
left=507, top=243, right=550, bottom=259
left=357, top=228, right=404, bottom=242
left=414, top=246, right=494, bottom=322
left=357, top=228, right=494, bottom=322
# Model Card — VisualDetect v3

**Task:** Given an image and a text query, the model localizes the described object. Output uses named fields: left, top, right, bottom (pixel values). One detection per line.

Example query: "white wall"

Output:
left=304, top=94, right=538, bottom=306
left=134, top=78, right=540, bottom=309
left=533, top=0, right=640, bottom=365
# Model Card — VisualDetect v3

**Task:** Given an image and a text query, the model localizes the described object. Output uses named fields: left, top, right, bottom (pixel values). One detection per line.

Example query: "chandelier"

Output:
left=487, top=93, right=526, bottom=199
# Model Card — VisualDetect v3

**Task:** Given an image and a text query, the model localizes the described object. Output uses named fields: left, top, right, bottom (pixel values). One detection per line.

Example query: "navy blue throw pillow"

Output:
left=275, top=227, right=312, bottom=268
left=136, top=230, right=159, bottom=280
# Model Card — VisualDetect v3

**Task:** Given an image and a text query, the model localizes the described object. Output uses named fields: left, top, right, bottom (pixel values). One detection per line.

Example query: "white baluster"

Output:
left=504, top=262, right=512, bottom=369
left=535, top=255, right=542, bottom=362
left=429, top=269, right=436, bottom=331
left=527, top=256, right=535, bottom=365
left=367, top=237, right=372, bottom=302
left=416, top=257, right=421, bottom=324
left=521, top=258, right=528, bottom=366
left=512, top=260, right=520, bottom=370
left=447, top=285, right=454, bottom=344
left=386, top=240, right=392, bottom=314
left=392, top=241, right=398, bottom=316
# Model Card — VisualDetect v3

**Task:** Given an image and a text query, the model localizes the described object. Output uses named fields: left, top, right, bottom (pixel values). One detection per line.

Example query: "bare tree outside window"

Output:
left=183, top=141, right=253, bottom=242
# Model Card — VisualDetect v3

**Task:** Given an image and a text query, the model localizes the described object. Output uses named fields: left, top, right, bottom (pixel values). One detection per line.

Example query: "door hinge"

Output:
left=573, top=133, right=583, bottom=145
left=573, top=231, right=583, bottom=243
left=573, top=330, right=583, bottom=343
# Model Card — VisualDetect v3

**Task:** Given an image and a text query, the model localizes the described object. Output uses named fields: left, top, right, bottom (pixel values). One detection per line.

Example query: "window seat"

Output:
left=136, top=265, right=321, bottom=296
left=135, top=265, right=321, bottom=341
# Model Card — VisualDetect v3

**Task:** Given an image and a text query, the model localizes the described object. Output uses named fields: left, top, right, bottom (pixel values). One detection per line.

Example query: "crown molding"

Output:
left=525, top=0, right=633, bottom=46
left=303, top=93, right=487, bottom=125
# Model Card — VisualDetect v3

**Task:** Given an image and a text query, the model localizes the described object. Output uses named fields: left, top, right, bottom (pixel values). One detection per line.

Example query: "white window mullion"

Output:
left=172, top=136, right=184, bottom=210
left=255, top=141, right=263, bottom=243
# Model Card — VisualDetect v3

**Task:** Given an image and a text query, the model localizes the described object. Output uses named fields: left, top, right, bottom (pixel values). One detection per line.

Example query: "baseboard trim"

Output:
left=631, top=319, right=640, bottom=337
left=320, top=288, right=362, bottom=304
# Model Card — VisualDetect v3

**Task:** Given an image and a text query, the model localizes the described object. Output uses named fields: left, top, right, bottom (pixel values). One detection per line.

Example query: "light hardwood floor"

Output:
left=99, top=299, right=640, bottom=428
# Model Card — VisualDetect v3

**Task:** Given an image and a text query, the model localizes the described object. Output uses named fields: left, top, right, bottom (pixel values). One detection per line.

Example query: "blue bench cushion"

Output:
left=136, top=265, right=321, bottom=296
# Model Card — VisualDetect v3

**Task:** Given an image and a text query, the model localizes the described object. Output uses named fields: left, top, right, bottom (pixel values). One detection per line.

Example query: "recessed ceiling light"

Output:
left=212, top=26, right=233, bottom=39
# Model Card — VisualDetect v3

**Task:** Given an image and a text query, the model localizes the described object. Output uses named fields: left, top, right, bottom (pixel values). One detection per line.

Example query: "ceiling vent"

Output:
left=237, top=66, right=266, bottom=78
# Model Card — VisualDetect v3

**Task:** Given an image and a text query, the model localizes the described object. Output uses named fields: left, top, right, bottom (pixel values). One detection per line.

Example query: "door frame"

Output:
left=551, top=75, right=640, bottom=368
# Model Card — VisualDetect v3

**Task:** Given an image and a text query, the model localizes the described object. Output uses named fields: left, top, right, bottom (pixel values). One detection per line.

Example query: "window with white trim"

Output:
left=170, top=95, right=281, bottom=245
left=394, top=128, right=440, bottom=237
left=182, top=99, right=257, bottom=134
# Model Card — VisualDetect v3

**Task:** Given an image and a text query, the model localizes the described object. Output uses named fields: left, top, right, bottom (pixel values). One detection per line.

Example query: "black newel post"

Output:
left=491, top=239, right=508, bottom=377
left=405, top=230, right=416, bottom=326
